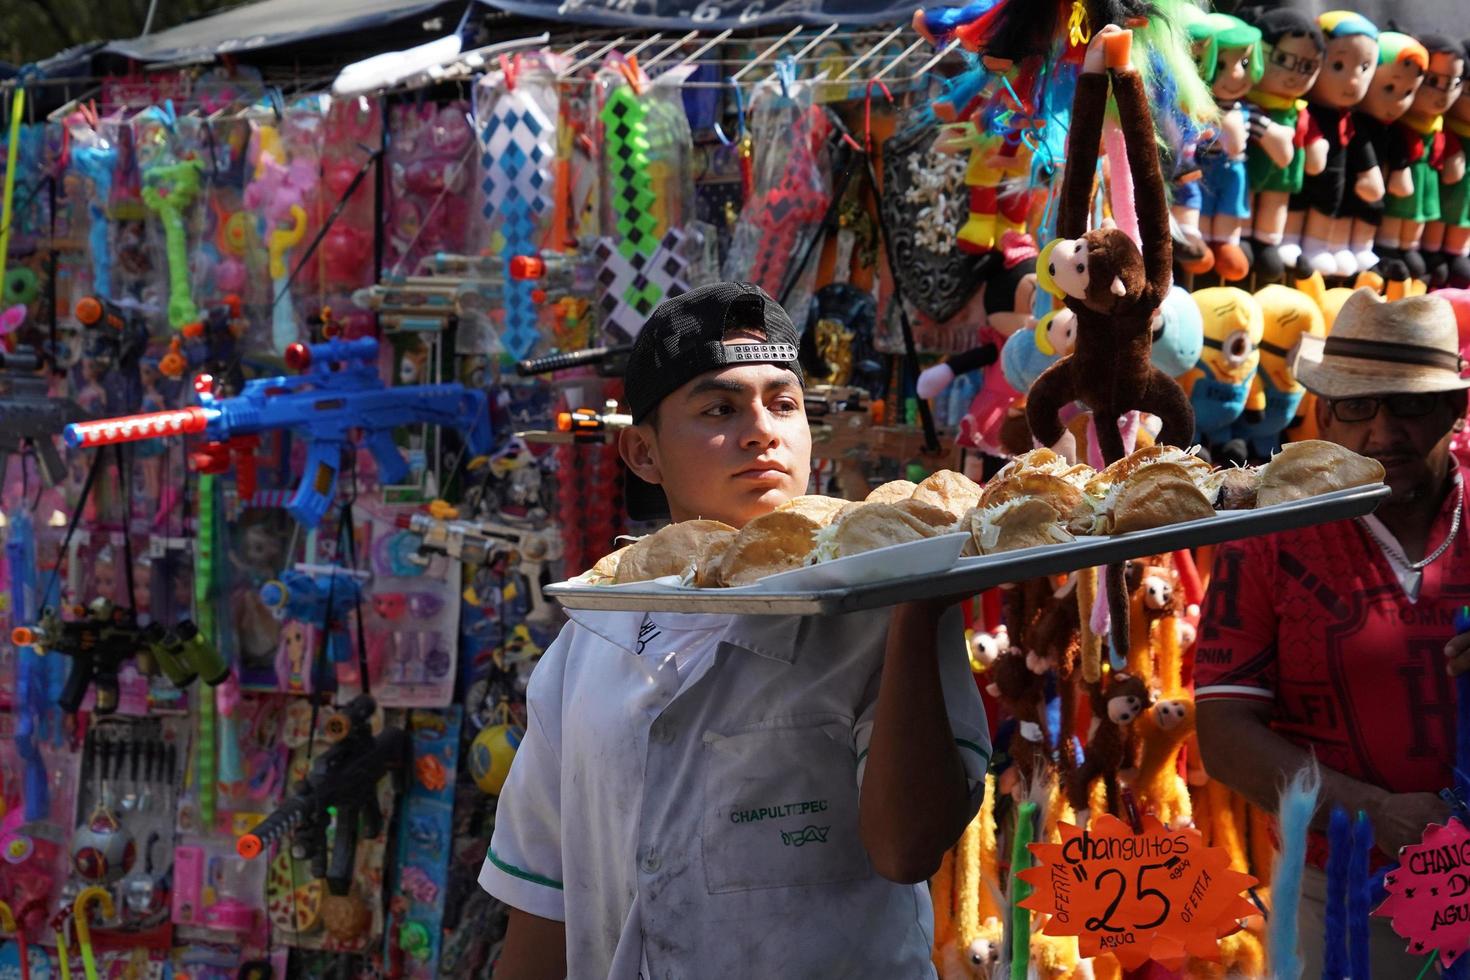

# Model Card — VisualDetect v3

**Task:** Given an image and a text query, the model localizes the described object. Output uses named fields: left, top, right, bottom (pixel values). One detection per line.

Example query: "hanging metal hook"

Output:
left=712, top=77, right=746, bottom=147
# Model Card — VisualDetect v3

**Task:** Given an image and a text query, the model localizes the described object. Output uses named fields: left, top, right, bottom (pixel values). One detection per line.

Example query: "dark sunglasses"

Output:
left=1267, top=47, right=1321, bottom=76
left=1328, top=392, right=1442, bottom=423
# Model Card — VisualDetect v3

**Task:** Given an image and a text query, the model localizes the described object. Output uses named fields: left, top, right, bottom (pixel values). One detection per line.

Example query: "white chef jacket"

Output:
left=479, top=604, right=991, bottom=979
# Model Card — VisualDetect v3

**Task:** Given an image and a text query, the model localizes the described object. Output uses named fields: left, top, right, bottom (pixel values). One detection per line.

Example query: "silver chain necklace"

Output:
left=1361, top=491, right=1464, bottom=571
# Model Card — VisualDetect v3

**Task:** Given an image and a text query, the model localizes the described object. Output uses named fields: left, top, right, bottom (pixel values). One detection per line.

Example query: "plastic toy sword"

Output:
left=141, top=159, right=203, bottom=328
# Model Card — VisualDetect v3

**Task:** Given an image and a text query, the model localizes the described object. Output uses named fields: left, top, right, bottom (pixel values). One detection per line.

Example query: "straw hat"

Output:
left=1293, top=288, right=1470, bottom=399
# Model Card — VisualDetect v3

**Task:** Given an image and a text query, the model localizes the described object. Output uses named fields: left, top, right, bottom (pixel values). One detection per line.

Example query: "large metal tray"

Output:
left=544, top=484, right=1390, bottom=616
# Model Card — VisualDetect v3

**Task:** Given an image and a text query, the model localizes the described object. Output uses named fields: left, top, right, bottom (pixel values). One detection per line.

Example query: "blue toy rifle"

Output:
left=6, top=510, right=47, bottom=819
left=63, top=338, right=494, bottom=528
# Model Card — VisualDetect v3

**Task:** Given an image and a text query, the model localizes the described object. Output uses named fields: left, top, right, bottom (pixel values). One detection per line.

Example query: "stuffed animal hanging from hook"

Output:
left=1024, top=27, right=1194, bottom=465
left=1024, top=26, right=1195, bottom=660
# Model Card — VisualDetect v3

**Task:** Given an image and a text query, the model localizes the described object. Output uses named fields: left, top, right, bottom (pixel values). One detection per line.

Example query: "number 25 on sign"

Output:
left=1018, top=813, right=1259, bottom=970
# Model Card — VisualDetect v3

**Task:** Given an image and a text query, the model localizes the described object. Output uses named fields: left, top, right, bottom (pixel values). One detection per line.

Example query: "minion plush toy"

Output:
left=1233, top=284, right=1327, bottom=460
left=1181, top=286, right=1265, bottom=463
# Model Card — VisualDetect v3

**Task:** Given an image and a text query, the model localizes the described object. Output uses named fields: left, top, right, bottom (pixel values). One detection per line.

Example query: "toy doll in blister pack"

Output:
left=274, top=620, right=313, bottom=694
left=388, top=102, right=473, bottom=271
left=228, top=512, right=288, bottom=685
left=1381, top=36, right=1467, bottom=285
left=65, top=113, right=118, bottom=302
left=1187, top=14, right=1264, bottom=283
left=320, top=97, right=380, bottom=297
left=1239, top=8, right=1324, bottom=284
left=246, top=113, right=320, bottom=352
left=1295, top=11, right=1380, bottom=278
left=1347, top=33, right=1429, bottom=278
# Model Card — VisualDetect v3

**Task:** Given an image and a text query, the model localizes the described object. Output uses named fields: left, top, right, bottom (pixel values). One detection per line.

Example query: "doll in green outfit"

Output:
left=1242, top=7, right=1326, bottom=283
left=1421, top=38, right=1470, bottom=287
left=1380, top=35, right=1467, bottom=283
left=1188, top=13, right=1265, bottom=282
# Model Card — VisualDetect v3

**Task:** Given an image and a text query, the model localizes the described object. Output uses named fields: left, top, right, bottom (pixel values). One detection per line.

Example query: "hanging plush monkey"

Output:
left=1066, top=670, right=1149, bottom=822
left=1026, top=27, right=1195, bottom=465
left=1025, top=27, right=1195, bottom=668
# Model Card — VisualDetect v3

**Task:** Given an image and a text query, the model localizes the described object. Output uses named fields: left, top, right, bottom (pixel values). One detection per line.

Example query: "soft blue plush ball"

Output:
left=1152, top=285, right=1204, bottom=379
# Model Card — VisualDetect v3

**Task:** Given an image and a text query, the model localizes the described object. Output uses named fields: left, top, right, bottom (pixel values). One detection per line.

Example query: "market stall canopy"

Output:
left=102, top=0, right=484, bottom=65
left=88, top=0, right=1470, bottom=69
left=478, top=0, right=1465, bottom=34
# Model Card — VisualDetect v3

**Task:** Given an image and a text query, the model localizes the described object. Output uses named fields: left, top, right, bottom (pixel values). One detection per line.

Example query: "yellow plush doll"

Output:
left=1233, top=284, right=1327, bottom=461
left=1181, top=286, right=1265, bottom=464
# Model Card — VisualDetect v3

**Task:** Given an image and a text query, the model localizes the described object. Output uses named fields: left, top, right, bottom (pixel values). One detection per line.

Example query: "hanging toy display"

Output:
left=245, top=124, right=315, bottom=352
left=1430, top=43, right=1470, bottom=288
left=592, top=58, right=696, bottom=342
left=476, top=54, right=558, bottom=359
left=1232, top=283, right=1326, bottom=461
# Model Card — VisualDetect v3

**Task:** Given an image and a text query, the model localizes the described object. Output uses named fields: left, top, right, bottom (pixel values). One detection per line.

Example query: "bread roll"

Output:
left=970, top=498, right=1073, bottom=554
left=911, top=469, right=983, bottom=519
left=775, top=494, right=849, bottom=527
left=615, top=519, right=737, bottom=584
left=714, top=511, right=824, bottom=587
left=1102, top=464, right=1216, bottom=535
left=585, top=545, right=630, bottom=585
left=813, top=502, right=941, bottom=561
left=865, top=480, right=918, bottom=504
left=1256, top=440, right=1386, bottom=508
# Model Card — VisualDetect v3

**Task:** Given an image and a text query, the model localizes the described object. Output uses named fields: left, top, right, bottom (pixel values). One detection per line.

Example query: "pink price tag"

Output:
left=1375, top=820, right=1470, bottom=967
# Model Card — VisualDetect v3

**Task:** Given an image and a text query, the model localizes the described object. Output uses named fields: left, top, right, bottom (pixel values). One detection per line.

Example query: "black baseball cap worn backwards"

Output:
left=625, top=281, right=805, bottom=424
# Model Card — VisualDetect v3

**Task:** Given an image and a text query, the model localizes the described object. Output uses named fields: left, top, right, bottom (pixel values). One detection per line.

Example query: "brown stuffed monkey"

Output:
left=1024, top=26, right=1196, bottom=666
left=1025, top=26, right=1196, bottom=463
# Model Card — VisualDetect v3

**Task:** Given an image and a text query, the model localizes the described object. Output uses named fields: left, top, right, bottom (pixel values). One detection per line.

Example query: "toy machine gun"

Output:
left=513, top=345, right=634, bottom=446
left=73, top=296, right=150, bottom=374
left=11, top=599, right=150, bottom=714
left=398, top=506, right=563, bottom=623
left=258, top=564, right=369, bottom=663
left=0, top=345, right=84, bottom=485
left=62, top=338, right=494, bottom=528
left=353, top=252, right=577, bottom=333
left=160, top=295, right=247, bottom=390
left=236, top=695, right=408, bottom=896
left=805, top=385, right=946, bottom=500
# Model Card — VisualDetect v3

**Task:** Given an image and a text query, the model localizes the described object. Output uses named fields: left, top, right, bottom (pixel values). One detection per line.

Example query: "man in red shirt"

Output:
left=1196, top=288, right=1470, bottom=976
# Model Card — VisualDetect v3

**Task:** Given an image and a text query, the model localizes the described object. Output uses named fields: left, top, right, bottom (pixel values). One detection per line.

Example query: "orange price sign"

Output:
left=1018, top=813, right=1259, bottom=970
